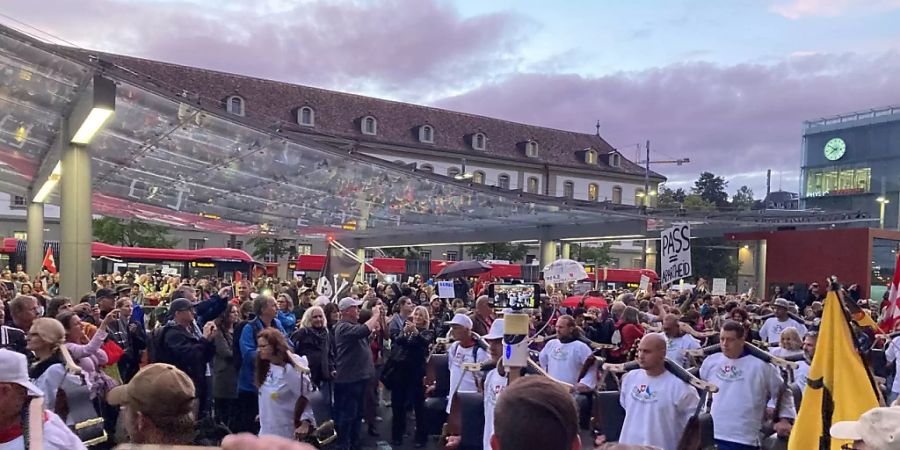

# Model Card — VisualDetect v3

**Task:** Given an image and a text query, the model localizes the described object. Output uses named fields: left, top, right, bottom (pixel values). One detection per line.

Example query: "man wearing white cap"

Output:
left=830, top=406, right=900, bottom=450
left=481, top=319, right=511, bottom=450
left=445, top=313, right=490, bottom=414
left=0, top=349, right=85, bottom=450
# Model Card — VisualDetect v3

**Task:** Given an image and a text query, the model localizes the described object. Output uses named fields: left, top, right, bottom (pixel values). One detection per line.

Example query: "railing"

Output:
left=804, top=105, right=900, bottom=130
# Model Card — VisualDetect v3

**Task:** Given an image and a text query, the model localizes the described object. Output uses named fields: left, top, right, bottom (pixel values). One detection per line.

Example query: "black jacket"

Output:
left=162, top=322, right=215, bottom=386
left=291, top=326, right=335, bottom=385
left=1, top=325, right=28, bottom=359
left=391, top=327, right=435, bottom=378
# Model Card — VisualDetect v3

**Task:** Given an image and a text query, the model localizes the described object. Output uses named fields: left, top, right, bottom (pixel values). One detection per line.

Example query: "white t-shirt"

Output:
left=482, top=368, right=508, bottom=450
left=258, top=355, right=316, bottom=439
left=618, top=369, right=700, bottom=450
left=446, top=342, right=490, bottom=414
left=794, top=360, right=810, bottom=394
left=0, top=410, right=86, bottom=450
left=662, top=333, right=701, bottom=368
left=769, top=347, right=803, bottom=359
left=758, top=317, right=807, bottom=344
left=885, top=336, right=900, bottom=394
left=699, top=352, right=796, bottom=446
left=538, top=339, right=593, bottom=386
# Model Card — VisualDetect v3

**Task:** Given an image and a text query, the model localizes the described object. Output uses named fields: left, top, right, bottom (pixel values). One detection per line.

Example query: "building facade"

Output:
left=1, top=50, right=666, bottom=270
left=801, top=105, right=900, bottom=228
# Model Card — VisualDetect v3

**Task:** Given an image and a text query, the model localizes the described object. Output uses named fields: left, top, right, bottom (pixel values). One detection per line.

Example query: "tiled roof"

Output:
left=75, top=49, right=663, bottom=180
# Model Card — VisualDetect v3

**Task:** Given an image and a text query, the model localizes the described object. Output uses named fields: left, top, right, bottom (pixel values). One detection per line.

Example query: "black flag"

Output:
left=317, top=243, right=362, bottom=300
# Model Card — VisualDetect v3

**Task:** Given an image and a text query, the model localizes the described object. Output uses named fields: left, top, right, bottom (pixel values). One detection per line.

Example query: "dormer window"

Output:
left=526, top=140, right=539, bottom=158
left=472, top=132, right=486, bottom=151
left=361, top=116, right=377, bottom=135
left=226, top=95, right=245, bottom=116
left=419, top=125, right=434, bottom=143
left=585, top=149, right=598, bottom=165
left=297, top=106, right=315, bottom=127
left=609, top=152, right=621, bottom=168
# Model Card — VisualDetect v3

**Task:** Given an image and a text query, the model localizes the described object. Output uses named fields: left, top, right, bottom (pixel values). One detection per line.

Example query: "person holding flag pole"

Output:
left=788, top=277, right=882, bottom=450
left=42, top=246, right=57, bottom=274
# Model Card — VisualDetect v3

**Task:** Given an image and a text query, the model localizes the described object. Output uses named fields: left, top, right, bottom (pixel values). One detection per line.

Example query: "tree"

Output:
left=467, top=243, right=529, bottom=262
left=380, top=247, right=421, bottom=259
left=681, top=194, right=716, bottom=212
left=93, top=217, right=179, bottom=248
left=247, top=236, right=293, bottom=262
left=731, top=186, right=755, bottom=210
left=656, top=186, right=687, bottom=208
left=569, top=243, right=612, bottom=266
left=692, top=172, right=729, bottom=207
left=690, top=237, right=741, bottom=283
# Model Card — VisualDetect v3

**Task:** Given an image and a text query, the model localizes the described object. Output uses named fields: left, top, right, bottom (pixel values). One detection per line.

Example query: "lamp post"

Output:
left=877, top=196, right=890, bottom=229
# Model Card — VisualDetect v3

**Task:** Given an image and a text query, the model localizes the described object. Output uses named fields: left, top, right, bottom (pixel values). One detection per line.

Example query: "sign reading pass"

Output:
left=660, top=223, right=691, bottom=286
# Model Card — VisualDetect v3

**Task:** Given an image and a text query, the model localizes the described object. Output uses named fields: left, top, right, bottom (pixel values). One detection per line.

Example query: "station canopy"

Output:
left=0, top=24, right=873, bottom=247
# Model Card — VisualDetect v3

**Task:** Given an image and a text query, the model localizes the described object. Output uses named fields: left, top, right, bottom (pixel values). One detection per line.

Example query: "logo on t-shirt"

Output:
left=666, top=339, right=678, bottom=351
left=551, top=346, right=570, bottom=360
left=716, top=364, right=743, bottom=381
left=630, top=383, right=658, bottom=402
left=488, top=382, right=505, bottom=404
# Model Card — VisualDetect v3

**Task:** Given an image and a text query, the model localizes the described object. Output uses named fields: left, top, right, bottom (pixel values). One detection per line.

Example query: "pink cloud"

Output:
left=770, top=0, right=900, bottom=19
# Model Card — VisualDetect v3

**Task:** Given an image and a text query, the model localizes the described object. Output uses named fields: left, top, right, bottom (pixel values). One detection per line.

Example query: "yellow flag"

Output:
left=788, top=290, right=879, bottom=450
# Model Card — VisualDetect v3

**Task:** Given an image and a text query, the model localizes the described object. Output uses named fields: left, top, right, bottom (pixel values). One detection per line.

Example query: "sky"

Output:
left=3, top=0, right=900, bottom=197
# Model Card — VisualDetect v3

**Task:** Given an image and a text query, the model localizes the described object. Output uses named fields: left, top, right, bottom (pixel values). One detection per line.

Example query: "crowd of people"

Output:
left=1, top=266, right=899, bottom=450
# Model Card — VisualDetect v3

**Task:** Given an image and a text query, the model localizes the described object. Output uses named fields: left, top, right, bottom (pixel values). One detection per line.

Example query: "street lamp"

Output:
left=877, top=196, right=890, bottom=229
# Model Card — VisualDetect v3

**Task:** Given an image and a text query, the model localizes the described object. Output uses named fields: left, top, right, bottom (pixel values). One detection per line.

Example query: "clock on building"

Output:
left=824, top=137, right=846, bottom=161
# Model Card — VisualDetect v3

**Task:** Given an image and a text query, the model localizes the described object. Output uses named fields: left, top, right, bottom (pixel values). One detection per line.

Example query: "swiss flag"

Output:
left=880, top=251, right=900, bottom=332
left=42, top=247, right=57, bottom=274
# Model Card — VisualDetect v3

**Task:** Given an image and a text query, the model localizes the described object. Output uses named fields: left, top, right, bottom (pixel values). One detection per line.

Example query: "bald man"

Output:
left=618, top=334, right=700, bottom=450
left=661, top=314, right=700, bottom=368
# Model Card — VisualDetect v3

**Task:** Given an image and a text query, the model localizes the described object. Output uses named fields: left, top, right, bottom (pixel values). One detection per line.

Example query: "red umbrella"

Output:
left=562, top=295, right=608, bottom=309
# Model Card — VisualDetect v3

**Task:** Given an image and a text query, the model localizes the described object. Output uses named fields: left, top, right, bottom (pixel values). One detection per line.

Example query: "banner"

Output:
left=711, top=278, right=727, bottom=296
left=318, top=243, right=362, bottom=300
left=660, top=223, right=691, bottom=286
left=437, top=281, right=455, bottom=299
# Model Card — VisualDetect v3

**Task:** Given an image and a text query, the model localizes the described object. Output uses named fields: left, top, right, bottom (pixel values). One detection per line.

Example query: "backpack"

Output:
left=232, top=320, right=262, bottom=369
left=148, top=324, right=173, bottom=364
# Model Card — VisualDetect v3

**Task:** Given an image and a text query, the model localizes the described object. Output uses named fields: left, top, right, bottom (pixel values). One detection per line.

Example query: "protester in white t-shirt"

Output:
left=0, top=349, right=86, bottom=450
left=758, top=299, right=807, bottom=345
left=885, top=334, right=900, bottom=404
left=539, top=315, right=594, bottom=390
left=255, top=329, right=316, bottom=439
left=480, top=320, right=511, bottom=450
left=700, top=322, right=795, bottom=448
left=660, top=315, right=701, bottom=368
left=769, top=327, right=804, bottom=359
left=794, top=332, right=818, bottom=395
left=445, top=314, right=490, bottom=414
left=619, top=334, right=700, bottom=450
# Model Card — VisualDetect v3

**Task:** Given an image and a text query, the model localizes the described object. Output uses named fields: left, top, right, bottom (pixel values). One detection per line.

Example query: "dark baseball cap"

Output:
left=169, top=298, right=194, bottom=313
left=95, top=288, right=116, bottom=299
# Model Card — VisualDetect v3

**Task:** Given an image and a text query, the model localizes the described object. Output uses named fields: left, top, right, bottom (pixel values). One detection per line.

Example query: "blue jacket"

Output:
left=276, top=310, right=297, bottom=334
left=237, top=317, right=286, bottom=393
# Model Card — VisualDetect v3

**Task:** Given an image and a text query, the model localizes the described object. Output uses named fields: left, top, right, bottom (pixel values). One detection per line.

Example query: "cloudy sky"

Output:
left=4, top=0, right=900, bottom=196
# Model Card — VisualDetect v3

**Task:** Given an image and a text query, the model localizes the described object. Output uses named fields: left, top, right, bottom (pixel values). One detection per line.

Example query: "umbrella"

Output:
left=562, top=295, right=609, bottom=309
left=436, top=260, right=493, bottom=279
left=542, top=258, right=588, bottom=284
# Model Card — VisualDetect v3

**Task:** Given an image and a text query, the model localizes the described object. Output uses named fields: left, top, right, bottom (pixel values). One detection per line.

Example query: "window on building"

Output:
left=10, top=195, right=26, bottom=209
left=612, top=186, right=623, bottom=204
left=588, top=183, right=599, bottom=201
left=609, top=153, right=621, bottom=168
left=635, top=188, right=645, bottom=206
left=632, top=257, right=643, bottom=269
left=563, top=181, right=574, bottom=199
left=419, top=164, right=433, bottom=173
left=473, top=132, right=486, bottom=151
left=419, top=250, right=432, bottom=260
left=527, top=177, right=539, bottom=194
left=226, top=95, right=245, bottom=116
left=297, top=106, right=315, bottom=127
left=227, top=240, right=244, bottom=250
left=419, top=125, right=434, bottom=143
left=188, top=239, right=206, bottom=250
left=497, top=174, right=510, bottom=189
left=361, top=116, right=377, bottom=135
left=445, top=251, right=459, bottom=261
left=263, top=253, right=277, bottom=263
left=13, top=231, right=26, bottom=241
left=526, top=140, right=539, bottom=158
left=585, top=150, right=597, bottom=165
left=364, top=249, right=376, bottom=259
left=805, top=166, right=871, bottom=196
left=473, top=171, right=485, bottom=184
left=447, top=167, right=461, bottom=178
left=296, top=244, right=312, bottom=255
left=609, top=257, right=620, bottom=268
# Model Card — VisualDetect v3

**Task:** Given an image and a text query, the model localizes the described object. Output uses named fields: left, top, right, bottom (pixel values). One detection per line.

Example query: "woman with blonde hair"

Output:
left=386, top=305, right=434, bottom=447
left=770, top=327, right=804, bottom=358
left=26, top=317, right=83, bottom=411
left=255, top=328, right=316, bottom=439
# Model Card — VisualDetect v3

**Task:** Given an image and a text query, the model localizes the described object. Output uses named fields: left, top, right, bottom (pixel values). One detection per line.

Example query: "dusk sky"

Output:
left=4, top=0, right=900, bottom=197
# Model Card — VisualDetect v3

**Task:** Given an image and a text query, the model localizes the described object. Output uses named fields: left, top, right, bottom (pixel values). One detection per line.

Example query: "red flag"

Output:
left=880, top=251, right=900, bottom=332
left=42, top=247, right=57, bottom=274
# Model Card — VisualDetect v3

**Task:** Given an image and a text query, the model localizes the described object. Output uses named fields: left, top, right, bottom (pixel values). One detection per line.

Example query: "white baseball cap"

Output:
left=314, top=295, right=331, bottom=306
left=830, top=406, right=900, bottom=449
left=447, top=313, right=473, bottom=330
left=338, top=297, right=363, bottom=311
left=483, top=319, right=505, bottom=340
left=0, top=349, right=43, bottom=397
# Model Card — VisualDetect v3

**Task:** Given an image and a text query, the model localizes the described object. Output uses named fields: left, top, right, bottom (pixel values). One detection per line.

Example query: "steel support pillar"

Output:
left=60, top=144, right=93, bottom=299
left=26, top=199, right=44, bottom=276
left=756, top=240, right=767, bottom=297
left=540, top=240, right=558, bottom=269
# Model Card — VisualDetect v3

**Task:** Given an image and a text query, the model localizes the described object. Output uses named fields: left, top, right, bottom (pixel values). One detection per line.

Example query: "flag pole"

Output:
left=330, top=239, right=385, bottom=279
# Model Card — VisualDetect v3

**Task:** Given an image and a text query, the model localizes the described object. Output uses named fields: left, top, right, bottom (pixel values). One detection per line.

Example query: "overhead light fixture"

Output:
left=69, top=75, right=116, bottom=145
left=32, top=161, right=61, bottom=203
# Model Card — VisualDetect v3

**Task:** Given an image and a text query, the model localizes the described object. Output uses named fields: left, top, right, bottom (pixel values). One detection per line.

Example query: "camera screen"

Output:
left=488, top=283, right=539, bottom=309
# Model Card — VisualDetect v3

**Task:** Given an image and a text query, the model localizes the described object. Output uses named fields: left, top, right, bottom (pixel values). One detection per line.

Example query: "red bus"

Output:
left=1, top=238, right=261, bottom=280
